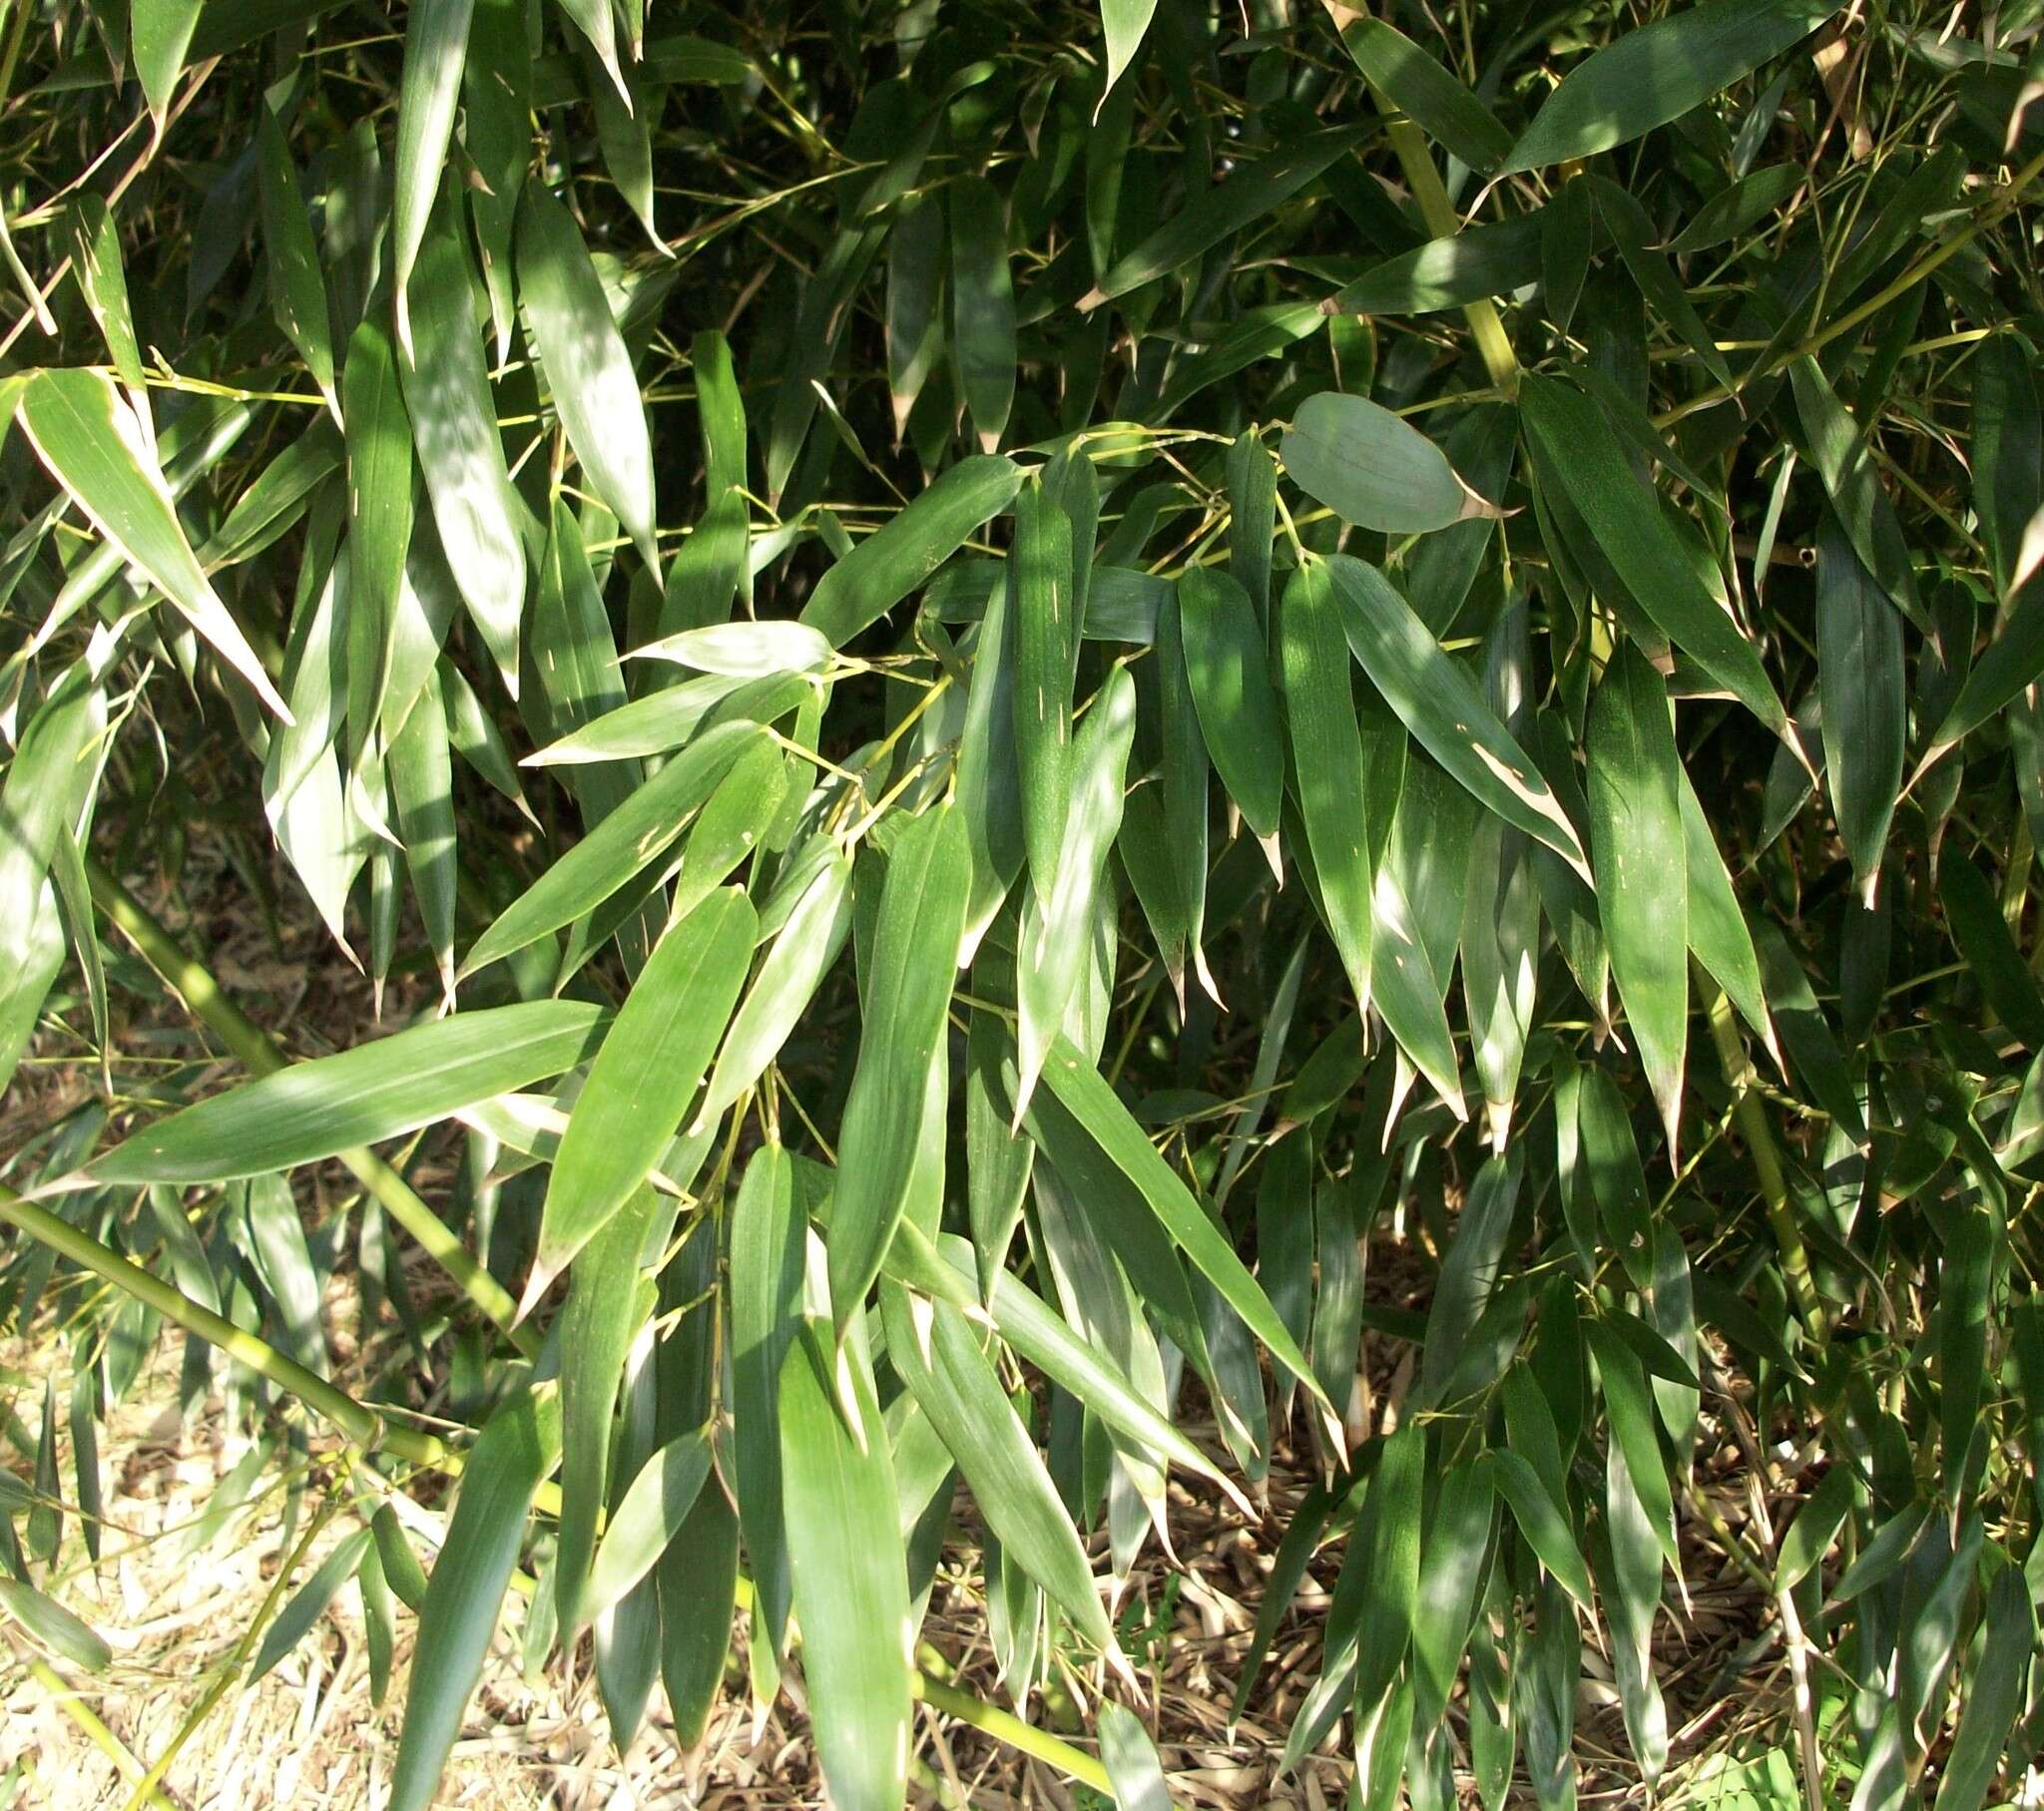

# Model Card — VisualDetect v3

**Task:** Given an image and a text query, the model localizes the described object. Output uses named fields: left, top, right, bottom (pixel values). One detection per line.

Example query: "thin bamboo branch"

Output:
left=83, top=856, right=537, bottom=1357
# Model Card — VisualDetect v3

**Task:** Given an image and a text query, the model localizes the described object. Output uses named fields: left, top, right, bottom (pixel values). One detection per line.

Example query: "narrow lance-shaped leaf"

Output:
left=800, top=454, right=1022, bottom=647
left=524, top=887, right=757, bottom=1308
left=1038, top=1036, right=1331, bottom=1420
left=1816, top=512, right=1904, bottom=902
left=389, top=1387, right=562, bottom=1811
left=341, top=318, right=415, bottom=758
left=88, top=1002, right=608, bottom=1184
left=1323, top=556, right=1590, bottom=877
left=1500, top=0, right=1840, bottom=174
left=400, top=221, right=527, bottom=697
left=827, top=804, right=970, bottom=1338
left=256, top=108, right=337, bottom=410
left=20, top=369, right=291, bottom=721
left=516, top=186, right=661, bottom=574
left=1587, top=644, right=1688, bottom=1160
left=778, top=1325, right=914, bottom=1811
left=1178, top=566, right=1283, bottom=858
left=1082, top=129, right=1368, bottom=310
left=391, top=0, right=477, bottom=351
left=1278, top=562, right=1373, bottom=1012
left=581, top=1429, right=714, bottom=1627
left=731, top=1144, right=807, bottom=1657
left=879, top=1282, right=1116, bottom=1653
left=461, top=719, right=762, bottom=975
left=1520, top=374, right=1790, bottom=743
left=1016, top=665, right=1137, bottom=1113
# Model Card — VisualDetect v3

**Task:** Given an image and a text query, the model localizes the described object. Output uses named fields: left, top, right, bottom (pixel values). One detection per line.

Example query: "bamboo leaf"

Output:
left=779, top=1324, right=914, bottom=1811
left=1586, top=645, right=1688, bottom=1157
left=517, top=187, right=661, bottom=574
left=1501, top=0, right=1840, bottom=174
left=526, top=887, right=756, bottom=1301
left=20, top=369, right=290, bottom=721
left=90, top=1003, right=608, bottom=1184
left=827, top=804, right=970, bottom=1336
left=390, top=1386, right=562, bottom=1811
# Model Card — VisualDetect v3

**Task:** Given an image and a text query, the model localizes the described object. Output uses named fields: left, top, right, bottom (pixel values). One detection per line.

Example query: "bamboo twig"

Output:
left=83, top=856, right=537, bottom=1358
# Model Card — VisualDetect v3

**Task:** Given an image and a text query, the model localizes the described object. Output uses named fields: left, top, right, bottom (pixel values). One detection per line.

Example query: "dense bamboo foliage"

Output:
left=3, top=0, right=2044, bottom=1803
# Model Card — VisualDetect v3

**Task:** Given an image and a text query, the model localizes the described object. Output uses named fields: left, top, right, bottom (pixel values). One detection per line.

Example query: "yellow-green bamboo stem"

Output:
left=0, top=1182, right=445, bottom=1468
left=21, top=1655, right=181, bottom=1811
left=915, top=1644, right=1113, bottom=1794
left=83, top=856, right=537, bottom=1358
left=1374, top=101, right=1519, bottom=395
left=1704, top=986, right=1829, bottom=1345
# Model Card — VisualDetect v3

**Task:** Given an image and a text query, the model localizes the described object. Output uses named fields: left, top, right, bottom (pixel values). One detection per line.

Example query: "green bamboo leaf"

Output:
left=1668, top=162, right=1804, bottom=254
left=1934, top=1568, right=2035, bottom=1811
left=1753, top=922, right=1867, bottom=1142
left=1815, top=513, right=1905, bottom=902
left=827, top=804, right=970, bottom=1336
left=1412, top=1462, right=1496, bottom=1728
left=19, top=369, right=290, bottom=721
left=951, top=176, right=1016, bottom=453
left=779, top=1324, right=914, bottom=1811
left=1278, top=563, right=1374, bottom=1012
left=89, top=1002, right=607, bottom=1184
left=1082, top=129, right=1368, bottom=310
left=1587, top=1321, right=1680, bottom=1573
left=1322, top=556, right=1590, bottom=877
left=731, top=1144, right=807, bottom=1656
left=1415, top=1153, right=1520, bottom=1410
left=399, top=220, right=527, bottom=697
left=256, top=108, right=336, bottom=408
left=1099, top=1702, right=1173, bottom=1810
left=1520, top=374, right=1789, bottom=741
left=956, top=566, right=1026, bottom=955
left=1178, top=567, right=1283, bottom=849
left=390, top=0, right=477, bottom=352
left=1329, top=16, right=1513, bottom=171
left=629, top=619, right=831, bottom=678
left=65, top=198, right=145, bottom=397
left=1037, top=1038, right=1329, bottom=1415
left=553, top=1184, right=665, bottom=1640
left=657, top=1485, right=741, bottom=1748
left=0, top=1578, right=111, bottom=1673
left=251, top=1529, right=372, bottom=1682
left=525, top=887, right=756, bottom=1303
left=697, top=849, right=854, bottom=1129
left=879, top=1282, right=1114, bottom=1651
left=800, top=454, right=1022, bottom=648
left=1578, top=1055, right=1660, bottom=1298
left=1586, top=642, right=1689, bottom=1157
left=390, top=1386, right=562, bottom=1811
left=1942, top=855, right=2044, bottom=1049
left=132, top=0, right=201, bottom=125
left=1011, top=482, right=1078, bottom=902
left=1282, top=395, right=1502, bottom=536
left=581, top=1428, right=713, bottom=1627
left=1017, top=665, right=1136, bottom=1109
left=516, top=186, right=660, bottom=574
left=1323, top=216, right=1541, bottom=317
left=1774, top=1461, right=1861, bottom=1590
left=1100, top=0, right=1158, bottom=103
left=390, top=664, right=458, bottom=998
left=1500, top=0, right=1840, bottom=174
left=341, top=318, right=414, bottom=750
left=372, top=1504, right=430, bottom=1612
left=1476, top=1450, right=1594, bottom=1610
left=1676, top=767, right=1781, bottom=1069
left=461, top=719, right=762, bottom=974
